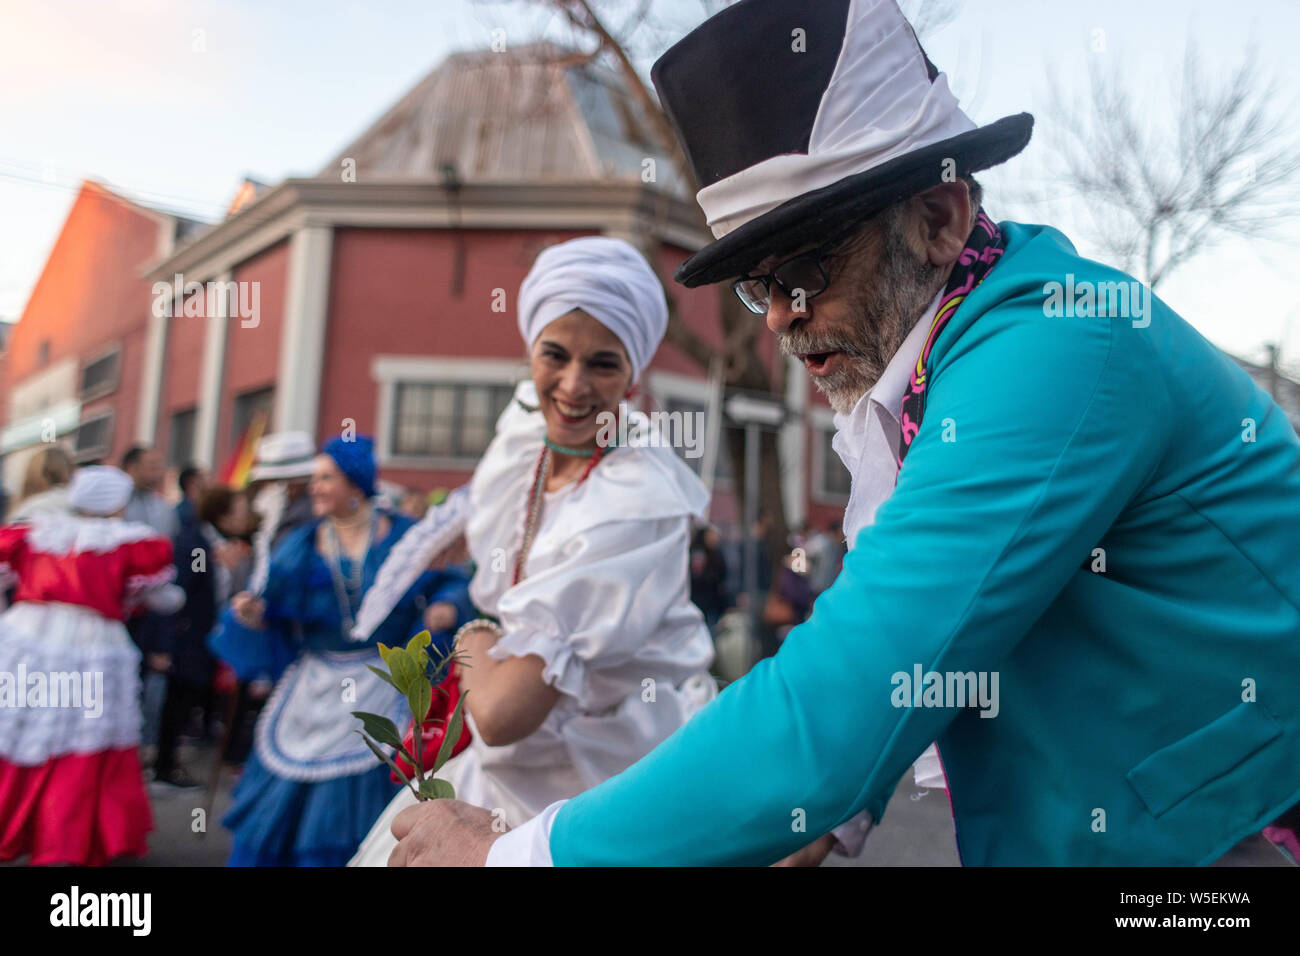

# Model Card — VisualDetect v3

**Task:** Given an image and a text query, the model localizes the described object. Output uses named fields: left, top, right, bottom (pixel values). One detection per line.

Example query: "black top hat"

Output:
left=651, top=0, right=1033, bottom=287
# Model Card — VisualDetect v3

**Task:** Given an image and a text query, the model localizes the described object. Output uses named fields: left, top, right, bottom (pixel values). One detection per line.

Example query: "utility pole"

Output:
left=1266, top=343, right=1280, bottom=402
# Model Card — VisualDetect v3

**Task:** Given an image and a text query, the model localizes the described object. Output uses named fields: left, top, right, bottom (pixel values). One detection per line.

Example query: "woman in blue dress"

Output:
left=210, top=435, right=473, bottom=866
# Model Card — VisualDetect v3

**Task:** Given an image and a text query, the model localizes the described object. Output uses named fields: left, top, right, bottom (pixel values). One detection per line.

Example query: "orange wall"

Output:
left=6, top=182, right=165, bottom=464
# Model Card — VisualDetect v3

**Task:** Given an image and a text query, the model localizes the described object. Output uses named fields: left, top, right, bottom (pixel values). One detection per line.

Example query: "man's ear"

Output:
left=911, top=181, right=974, bottom=268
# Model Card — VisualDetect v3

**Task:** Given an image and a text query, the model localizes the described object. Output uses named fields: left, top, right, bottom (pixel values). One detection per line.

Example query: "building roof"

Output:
left=319, top=42, right=687, bottom=197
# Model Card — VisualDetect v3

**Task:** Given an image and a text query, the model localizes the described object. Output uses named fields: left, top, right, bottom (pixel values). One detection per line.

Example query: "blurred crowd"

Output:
left=0, top=441, right=454, bottom=794
left=689, top=513, right=846, bottom=681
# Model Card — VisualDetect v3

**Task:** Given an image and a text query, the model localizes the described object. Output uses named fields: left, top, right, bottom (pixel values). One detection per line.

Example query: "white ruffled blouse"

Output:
left=449, top=382, right=717, bottom=819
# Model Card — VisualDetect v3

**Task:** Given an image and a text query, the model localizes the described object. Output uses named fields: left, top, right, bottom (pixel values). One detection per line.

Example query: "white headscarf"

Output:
left=516, top=237, right=668, bottom=382
left=69, top=466, right=134, bottom=516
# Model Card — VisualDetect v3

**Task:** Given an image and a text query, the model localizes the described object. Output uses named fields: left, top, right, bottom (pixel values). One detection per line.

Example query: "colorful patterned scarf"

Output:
left=897, top=210, right=1005, bottom=469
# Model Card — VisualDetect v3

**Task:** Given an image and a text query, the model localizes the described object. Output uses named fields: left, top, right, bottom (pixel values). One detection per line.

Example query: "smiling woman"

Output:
left=348, top=237, right=718, bottom=866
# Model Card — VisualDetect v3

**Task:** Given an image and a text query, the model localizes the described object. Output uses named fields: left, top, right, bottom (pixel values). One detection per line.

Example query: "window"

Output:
left=658, top=395, right=732, bottom=481
left=232, top=387, right=274, bottom=449
left=645, top=371, right=731, bottom=485
left=74, top=413, right=114, bottom=461
left=80, top=348, right=120, bottom=400
left=815, top=425, right=851, bottom=500
left=391, top=382, right=514, bottom=459
left=168, top=408, right=197, bottom=469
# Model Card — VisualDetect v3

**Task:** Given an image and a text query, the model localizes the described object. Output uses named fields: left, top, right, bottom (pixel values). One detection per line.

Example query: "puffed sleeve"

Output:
left=259, top=522, right=318, bottom=624
left=488, top=515, right=709, bottom=711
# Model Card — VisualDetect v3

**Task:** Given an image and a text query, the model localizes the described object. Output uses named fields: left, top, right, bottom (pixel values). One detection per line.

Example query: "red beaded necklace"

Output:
left=511, top=442, right=610, bottom=585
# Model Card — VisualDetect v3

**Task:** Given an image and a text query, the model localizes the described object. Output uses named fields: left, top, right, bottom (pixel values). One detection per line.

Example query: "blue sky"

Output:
left=2, top=0, right=1298, bottom=371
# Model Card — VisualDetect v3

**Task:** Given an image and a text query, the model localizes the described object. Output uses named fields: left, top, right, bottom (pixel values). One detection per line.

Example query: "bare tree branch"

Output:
left=1046, top=39, right=1300, bottom=289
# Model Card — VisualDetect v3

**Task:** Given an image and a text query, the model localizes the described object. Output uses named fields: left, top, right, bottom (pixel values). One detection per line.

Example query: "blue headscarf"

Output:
left=322, top=434, right=376, bottom=499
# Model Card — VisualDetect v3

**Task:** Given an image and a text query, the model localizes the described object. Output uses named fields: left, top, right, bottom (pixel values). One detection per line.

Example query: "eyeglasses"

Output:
left=731, top=226, right=860, bottom=315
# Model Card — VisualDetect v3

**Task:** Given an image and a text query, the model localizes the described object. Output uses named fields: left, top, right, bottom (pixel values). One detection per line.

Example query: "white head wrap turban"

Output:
left=69, top=466, right=134, bottom=516
left=517, top=237, right=668, bottom=382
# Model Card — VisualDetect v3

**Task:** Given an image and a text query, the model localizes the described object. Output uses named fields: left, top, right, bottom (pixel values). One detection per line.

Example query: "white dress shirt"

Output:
left=488, top=292, right=947, bottom=867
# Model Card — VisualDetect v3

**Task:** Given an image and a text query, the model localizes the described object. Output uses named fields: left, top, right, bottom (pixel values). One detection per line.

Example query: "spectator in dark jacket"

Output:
left=175, top=464, right=208, bottom=536
left=152, top=486, right=251, bottom=788
left=689, top=526, right=730, bottom=632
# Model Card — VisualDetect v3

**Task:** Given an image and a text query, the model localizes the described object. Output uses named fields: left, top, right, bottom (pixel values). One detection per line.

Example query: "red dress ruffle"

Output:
left=0, top=747, right=153, bottom=866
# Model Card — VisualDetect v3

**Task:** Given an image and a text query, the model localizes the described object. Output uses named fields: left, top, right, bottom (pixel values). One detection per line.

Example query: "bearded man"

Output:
left=387, top=0, right=1300, bottom=866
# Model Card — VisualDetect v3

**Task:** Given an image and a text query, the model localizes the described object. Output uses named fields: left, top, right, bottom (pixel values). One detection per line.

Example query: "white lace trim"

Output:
left=125, top=564, right=177, bottom=595
left=254, top=649, right=409, bottom=783
left=24, top=514, right=160, bottom=556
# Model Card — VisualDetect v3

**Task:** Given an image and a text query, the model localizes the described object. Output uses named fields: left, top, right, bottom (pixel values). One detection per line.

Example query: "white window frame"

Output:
left=79, top=342, right=122, bottom=403
left=74, top=410, right=115, bottom=463
left=372, top=356, right=526, bottom=469
left=809, top=406, right=850, bottom=506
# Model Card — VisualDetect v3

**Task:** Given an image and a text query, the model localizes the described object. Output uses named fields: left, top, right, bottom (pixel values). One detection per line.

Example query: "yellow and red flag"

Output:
left=220, top=409, right=269, bottom=489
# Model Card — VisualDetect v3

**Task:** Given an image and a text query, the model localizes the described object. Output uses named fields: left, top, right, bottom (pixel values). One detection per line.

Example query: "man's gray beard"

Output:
left=781, top=211, right=944, bottom=415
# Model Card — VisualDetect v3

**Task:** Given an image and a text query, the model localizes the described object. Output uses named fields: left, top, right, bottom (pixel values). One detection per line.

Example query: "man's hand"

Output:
left=145, top=652, right=172, bottom=674
left=388, top=799, right=503, bottom=867
left=771, top=832, right=837, bottom=867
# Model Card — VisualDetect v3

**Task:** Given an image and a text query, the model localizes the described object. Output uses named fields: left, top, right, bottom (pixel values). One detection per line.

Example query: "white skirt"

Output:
left=0, top=602, right=142, bottom=766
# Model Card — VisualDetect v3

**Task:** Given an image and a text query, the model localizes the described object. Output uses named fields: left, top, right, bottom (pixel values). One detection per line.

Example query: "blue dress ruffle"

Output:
left=224, top=748, right=404, bottom=867
left=209, top=509, right=475, bottom=866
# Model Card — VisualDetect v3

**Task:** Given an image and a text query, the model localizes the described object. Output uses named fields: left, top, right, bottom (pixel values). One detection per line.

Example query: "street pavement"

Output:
left=131, top=740, right=960, bottom=866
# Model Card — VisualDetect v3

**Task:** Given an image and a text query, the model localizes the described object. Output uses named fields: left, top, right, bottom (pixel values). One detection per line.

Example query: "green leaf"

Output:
left=357, top=731, right=414, bottom=787
left=431, top=690, right=467, bottom=774
left=351, top=711, right=404, bottom=750
left=366, top=663, right=398, bottom=690
left=388, top=648, right=422, bottom=696
left=407, top=680, right=432, bottom=730
left=406, top=629, right=432, bottom=654
left=418, top=776, right=456, bottom=801
left=376, top=642, right=393, bottom=666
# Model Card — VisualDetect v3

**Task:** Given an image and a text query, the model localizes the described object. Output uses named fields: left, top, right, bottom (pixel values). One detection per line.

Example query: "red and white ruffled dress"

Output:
left=0, top=513, right=176, bottom=865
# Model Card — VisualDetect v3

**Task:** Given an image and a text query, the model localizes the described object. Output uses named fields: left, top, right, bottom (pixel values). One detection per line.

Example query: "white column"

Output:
left=136, top=311, right=168, bottom=444
left=138, top=215, right=177, bottom=447
left=193, top=271, right=232, bottom=468
left=274, top=226, right=333, bottom=436
left=780, top=353, right=807, bottom=529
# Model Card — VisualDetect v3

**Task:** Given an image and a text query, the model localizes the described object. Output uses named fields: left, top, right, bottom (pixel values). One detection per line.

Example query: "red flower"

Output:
left=391, top=660, right=472, bottom=783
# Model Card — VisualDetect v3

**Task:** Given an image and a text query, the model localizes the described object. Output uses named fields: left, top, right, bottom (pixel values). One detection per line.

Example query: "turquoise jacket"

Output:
left=549, top=221, right=1300, bottom=865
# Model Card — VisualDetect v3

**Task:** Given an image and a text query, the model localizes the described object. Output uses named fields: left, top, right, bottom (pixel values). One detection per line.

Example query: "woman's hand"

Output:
left=216, top=540, right=251, bottom=571
left=422, top=601, right=459, bottom=633
left=230, top=591, right=266, bottom=629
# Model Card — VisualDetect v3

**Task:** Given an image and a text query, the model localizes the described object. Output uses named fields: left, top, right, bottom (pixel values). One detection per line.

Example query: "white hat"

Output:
left=248, top=431, right=317, bottom=482
left=516, top=237, right=668, bottom=383
left=69, top=466, right=134, bottom=516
